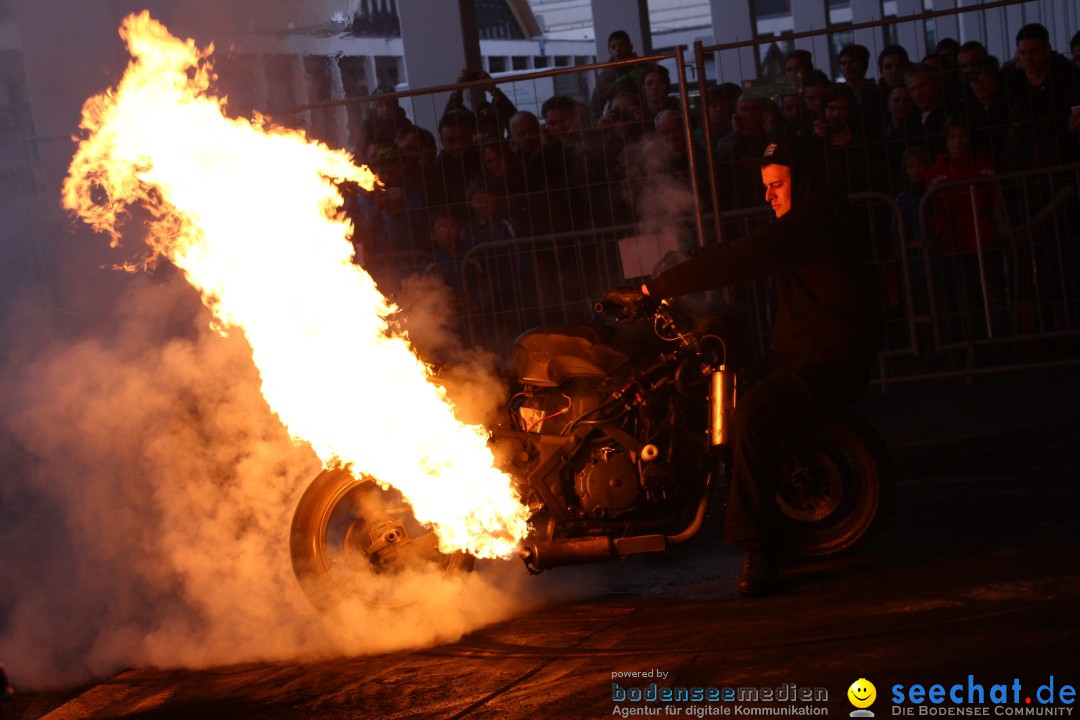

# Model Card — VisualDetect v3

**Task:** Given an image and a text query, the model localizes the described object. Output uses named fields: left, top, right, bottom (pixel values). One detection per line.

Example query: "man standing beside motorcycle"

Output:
left=633, top=142, right=883, bottom=596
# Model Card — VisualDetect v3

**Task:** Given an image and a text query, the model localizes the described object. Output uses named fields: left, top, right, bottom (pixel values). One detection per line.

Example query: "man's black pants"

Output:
left=723, top=353, right=873, bottom=550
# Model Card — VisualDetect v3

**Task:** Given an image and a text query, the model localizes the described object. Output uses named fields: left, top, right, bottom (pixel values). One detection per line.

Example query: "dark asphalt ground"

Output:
left=4, top=366, right=1079, bottom=720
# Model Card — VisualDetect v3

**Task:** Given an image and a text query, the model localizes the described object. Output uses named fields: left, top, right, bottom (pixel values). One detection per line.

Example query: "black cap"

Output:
left=761, top=142, right=793, bottom=168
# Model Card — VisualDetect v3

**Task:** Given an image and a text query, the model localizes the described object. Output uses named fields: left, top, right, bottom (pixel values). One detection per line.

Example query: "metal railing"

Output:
left=916, top=163, right=1080, bottom=355
left=288, top=1, right=1080, bottom=384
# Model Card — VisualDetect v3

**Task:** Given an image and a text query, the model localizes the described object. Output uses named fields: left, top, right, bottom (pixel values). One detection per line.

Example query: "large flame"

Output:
left=62, top=12, right=528, bottom=559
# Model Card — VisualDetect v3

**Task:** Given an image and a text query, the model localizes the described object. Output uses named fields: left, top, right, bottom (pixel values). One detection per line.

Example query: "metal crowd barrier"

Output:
left=288, top=5, right=1080, bottom=384
left=455, top=224, right=635, bottom=351
left=903, top=163, right=1080, bottom=379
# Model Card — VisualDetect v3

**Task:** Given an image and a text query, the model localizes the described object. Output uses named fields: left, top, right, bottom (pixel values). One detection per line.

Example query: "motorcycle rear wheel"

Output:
left=290, top=466, right=473, bottom=611
left=776, top=411, right=894, bottom=557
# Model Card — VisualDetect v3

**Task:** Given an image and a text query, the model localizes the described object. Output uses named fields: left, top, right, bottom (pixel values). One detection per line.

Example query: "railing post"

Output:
left=917, top=186, right=945, bottom=353
left=695, top=41, right=724, bottom=249
left=674, top=44, right=707, bottom=252
left=969, top=184, right=994, bottom=340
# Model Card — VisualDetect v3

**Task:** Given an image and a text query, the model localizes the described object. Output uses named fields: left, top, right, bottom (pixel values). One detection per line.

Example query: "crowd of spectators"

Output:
left=342, top=24, right=1080, bottom=345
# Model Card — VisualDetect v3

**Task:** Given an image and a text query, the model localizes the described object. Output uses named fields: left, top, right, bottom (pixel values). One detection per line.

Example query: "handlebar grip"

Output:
left=595, top=299, right=622, bottom=317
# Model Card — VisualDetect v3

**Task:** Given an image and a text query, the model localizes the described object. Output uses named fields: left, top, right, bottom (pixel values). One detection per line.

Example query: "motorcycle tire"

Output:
left=290, top=466, right=473, bottom=612
left=776, top=410, right=894, bottom=558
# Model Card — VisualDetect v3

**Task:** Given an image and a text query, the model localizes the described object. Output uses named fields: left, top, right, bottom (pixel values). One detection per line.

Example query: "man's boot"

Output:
left=737, top=550, right=779, bottom=596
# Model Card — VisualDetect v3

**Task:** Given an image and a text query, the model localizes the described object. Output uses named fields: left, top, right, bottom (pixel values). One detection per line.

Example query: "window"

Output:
left=303, top=56, right=334, bottom=143
left=214, top=53, right=261, bottom=120
left=337, top=56, right=370, bottom=152
left=265, top=55, right=298, bottom=113
left=828, top=28, right=855, bottom=79
left=923, top=0, right=937, bottom=52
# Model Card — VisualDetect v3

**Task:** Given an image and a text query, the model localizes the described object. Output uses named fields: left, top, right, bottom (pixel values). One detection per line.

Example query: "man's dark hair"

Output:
left=935, top=37, right=961, bottom=55
left=438, top=108, right=475, bottom=134
left=640, top=63, right=671, bottom=90
left=1072, top=30, right=1080, bottom=50
left=1016, top=23, right=1050, bottom=45
left=960, top=40, right=987, bottom=55
left=878, top=43, right=910, bottom=70
left=821, top=84, right=855, bottom=108
left=610, top=86, right=643, bottom=106
left=608, top=30, right=631, bottom=45
left=942, top=114, right=971, bottom=136
left=900, top=144, right=929, bottom=169
left=921, top=51, right=944, bottom=68
left=974, top=56, right=1001, bottom=76
left=785, top=48, right=815, bottom=72
left=805, top=69, right=833, bottom=89
left=429, top=204, right=465, bottom=228
left=706, top=82, right=742, bottom=106
left=398, top=124, right=436, bottom=155
left=541, top=95, right=578, bottom=118
left=466, top=174, right=502, bottom=200
left=904, top=62, right=937, bottom=84
left=839, top=43, right=870, bottom=68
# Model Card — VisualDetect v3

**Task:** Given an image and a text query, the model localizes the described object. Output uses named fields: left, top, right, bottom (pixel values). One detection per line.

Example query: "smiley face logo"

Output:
left=848, top=678, right=877, bottom=709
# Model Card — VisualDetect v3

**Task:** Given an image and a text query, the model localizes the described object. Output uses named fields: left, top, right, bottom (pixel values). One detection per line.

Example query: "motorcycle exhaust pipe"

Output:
left=709, top=365, right=735, bottom=446
left=520, top=533, right=675, bottom=571
left=519, top=537, right=614, bottom=571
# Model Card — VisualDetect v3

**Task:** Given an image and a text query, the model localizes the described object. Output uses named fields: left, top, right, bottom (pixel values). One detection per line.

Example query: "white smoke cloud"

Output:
left=624, top=129, right=700, bottom=278
left=0, top=263, right=538, bottom=690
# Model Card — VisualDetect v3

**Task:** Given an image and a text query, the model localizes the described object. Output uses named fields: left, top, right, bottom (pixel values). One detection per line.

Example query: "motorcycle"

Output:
left=290, top=295, right=893, bottom=609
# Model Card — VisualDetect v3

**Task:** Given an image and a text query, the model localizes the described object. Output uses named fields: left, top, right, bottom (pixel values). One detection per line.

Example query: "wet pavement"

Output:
left=4, top=368, right=1079, bottom=720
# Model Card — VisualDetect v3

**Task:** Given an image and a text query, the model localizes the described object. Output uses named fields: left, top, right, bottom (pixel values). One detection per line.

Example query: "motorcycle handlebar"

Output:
left=593, top=298, right=623, bottom=317
left=594, top=288, right=659, bottom=322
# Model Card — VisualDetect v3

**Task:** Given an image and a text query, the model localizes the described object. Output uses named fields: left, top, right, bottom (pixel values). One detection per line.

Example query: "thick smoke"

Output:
left=0, top=251, right=536, bottom=690
left=0, top=2, right=609, bottom=691
left=391, top=273, right=506, bottom=427
left=624, top=118, right=700, bottom=279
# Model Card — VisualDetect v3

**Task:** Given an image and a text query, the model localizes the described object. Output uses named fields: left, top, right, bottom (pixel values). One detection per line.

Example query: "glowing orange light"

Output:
left=62, top=12, right=528, bottom=559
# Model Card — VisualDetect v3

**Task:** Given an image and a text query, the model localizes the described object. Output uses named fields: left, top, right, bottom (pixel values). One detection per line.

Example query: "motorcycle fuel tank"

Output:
left=511, top=324, right=644, bottom=387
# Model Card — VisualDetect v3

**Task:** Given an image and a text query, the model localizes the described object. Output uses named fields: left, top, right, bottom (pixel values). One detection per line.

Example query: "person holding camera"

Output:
left=445, top=67, right=519, bottom=141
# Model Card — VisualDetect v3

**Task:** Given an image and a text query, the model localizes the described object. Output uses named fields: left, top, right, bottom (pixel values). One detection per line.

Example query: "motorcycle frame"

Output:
left=496, top=302, right=734, bottom=573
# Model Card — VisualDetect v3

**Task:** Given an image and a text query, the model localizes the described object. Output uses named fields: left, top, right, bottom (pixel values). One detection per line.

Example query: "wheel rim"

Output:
left=777, top=446, right=844, bottom=522
left=776, top=421, right=883, bottom=556
left=311, top=478, right=463, bottom=607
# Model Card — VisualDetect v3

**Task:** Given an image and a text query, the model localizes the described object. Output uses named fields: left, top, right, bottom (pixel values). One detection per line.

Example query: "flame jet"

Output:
left=63, top=12, right=528, bottom=559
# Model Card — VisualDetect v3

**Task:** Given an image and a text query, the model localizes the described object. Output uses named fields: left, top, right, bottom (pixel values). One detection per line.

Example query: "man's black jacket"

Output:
left=645, top=183, right=883, bottom=360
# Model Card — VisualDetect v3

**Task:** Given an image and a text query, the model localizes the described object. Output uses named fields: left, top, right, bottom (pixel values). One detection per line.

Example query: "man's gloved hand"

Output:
left=595, top=286, right=658, bottom=321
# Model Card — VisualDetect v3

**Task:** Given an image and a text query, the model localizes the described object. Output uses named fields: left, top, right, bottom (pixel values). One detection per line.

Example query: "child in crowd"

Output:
left=462, top=177, right=527, bottom=315
left=463, top=177, right=519, bottom=247
left=886, top=145, right=941, bottom=358
left=891, top=145, right=931, bottom=314
left=422, top=208, right=475, bottom=313
left=927, top=116, right=1009, bottom=341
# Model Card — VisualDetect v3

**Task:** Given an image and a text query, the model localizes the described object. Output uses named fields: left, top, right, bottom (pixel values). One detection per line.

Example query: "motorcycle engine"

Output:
left=574, top=446, right=640, bottom=517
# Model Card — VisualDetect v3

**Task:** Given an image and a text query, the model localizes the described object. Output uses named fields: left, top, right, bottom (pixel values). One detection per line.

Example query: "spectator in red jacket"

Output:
left=927, top=116, right=1008, bottom=340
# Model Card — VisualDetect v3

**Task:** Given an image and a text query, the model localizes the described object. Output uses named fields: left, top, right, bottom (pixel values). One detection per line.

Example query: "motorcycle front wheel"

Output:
left=290, top=466, right=474, bottom=612
left=776, top=410, right=894, bottom=557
